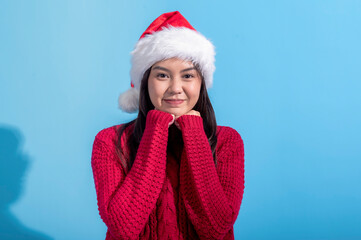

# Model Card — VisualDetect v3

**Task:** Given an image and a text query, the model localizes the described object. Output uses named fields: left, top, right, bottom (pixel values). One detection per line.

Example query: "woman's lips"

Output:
left=163, top=99, right=185, bottom=105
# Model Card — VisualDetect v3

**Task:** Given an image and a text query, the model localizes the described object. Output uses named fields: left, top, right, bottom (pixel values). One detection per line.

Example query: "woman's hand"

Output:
left=154, top=107, right=176, bottom=128
left=174, top=110, right=201, bottom=129
left=168, top=114, right=176, bottom=127
left=153, top=108, right=200, bottom=128
left=180, top=110, right=201, bottom=118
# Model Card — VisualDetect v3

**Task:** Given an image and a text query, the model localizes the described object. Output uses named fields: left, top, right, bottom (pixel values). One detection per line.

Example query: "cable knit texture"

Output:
left=91, top=110, right=245, bottom=239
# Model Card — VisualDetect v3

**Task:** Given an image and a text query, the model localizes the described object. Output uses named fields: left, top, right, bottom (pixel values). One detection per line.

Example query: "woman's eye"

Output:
left=157, top=73, right=168, bottom=78
left=183, top=74, right=194, bottom=79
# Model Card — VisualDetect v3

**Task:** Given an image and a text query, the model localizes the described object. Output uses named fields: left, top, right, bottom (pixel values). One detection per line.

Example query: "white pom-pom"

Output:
left=118, top=88, right=139, bottom=113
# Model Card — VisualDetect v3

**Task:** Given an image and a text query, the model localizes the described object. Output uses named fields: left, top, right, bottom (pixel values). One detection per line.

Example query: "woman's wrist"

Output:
left=176, top=114, right=203, bottom=131
left=146, top=109, right=174, bottom=129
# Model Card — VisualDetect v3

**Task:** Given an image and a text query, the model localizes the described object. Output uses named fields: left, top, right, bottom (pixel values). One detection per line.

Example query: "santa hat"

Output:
left=118, top=11, right=215, bottom=113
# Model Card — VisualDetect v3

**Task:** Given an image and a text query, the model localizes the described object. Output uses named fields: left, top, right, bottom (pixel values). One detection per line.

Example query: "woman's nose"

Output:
left=169, top=77, right=182, bottom=94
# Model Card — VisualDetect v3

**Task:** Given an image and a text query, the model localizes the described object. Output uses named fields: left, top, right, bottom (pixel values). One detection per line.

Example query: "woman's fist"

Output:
left=168, top=114, right=175, bottom=127
left=182, top=110, right=201, bottom=117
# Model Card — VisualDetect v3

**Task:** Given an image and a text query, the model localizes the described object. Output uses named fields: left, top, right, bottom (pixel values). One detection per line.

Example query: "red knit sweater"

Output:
left=91, top=110, right=245, bottom=239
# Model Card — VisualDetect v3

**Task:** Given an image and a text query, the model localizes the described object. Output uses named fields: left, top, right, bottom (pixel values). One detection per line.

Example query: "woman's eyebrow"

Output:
left=152, top=66, right=196, bottom=73
left=152, top=66, right=170, bottom=72
left=180, top=67, right=196, bottom=73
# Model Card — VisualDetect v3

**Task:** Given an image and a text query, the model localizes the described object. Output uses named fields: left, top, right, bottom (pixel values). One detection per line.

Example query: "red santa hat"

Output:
left=118, top=11, right=215, bottom=113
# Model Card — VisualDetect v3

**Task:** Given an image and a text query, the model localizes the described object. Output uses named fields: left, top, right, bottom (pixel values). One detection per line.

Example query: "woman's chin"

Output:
left=160, top=109, right=187, bottom=118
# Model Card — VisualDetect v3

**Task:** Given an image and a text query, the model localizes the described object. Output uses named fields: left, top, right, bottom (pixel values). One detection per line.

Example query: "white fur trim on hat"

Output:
left=131, top=26, right=215, bottom=89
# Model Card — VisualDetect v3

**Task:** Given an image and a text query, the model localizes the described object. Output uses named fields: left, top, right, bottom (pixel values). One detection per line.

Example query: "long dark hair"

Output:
left=117, top=64, right=217, bottom=173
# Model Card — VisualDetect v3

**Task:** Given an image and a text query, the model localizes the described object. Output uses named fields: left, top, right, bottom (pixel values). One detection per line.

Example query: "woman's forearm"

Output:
left=92, top=110, right=172, bottom=239
left=177, top=115, right=245, bottom=239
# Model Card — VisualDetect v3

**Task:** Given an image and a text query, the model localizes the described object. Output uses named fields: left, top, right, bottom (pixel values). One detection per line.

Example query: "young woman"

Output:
left=91, top=11, right=245, bottom=240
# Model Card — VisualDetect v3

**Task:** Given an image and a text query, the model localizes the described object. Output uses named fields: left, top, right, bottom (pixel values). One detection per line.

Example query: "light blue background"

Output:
left=1, top=1, right=360, bottom=239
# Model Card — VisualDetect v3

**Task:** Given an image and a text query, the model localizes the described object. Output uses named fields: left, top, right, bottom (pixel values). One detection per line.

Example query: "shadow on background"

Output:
left=0, top=125, right=53, bottom=240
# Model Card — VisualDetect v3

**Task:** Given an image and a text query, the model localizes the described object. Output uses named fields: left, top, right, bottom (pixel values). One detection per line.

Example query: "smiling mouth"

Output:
left=163, top=99, right=185, bottom=105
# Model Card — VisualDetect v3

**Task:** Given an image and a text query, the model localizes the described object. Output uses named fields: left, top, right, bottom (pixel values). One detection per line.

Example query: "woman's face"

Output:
left=148, top=58, right=202, bottom=118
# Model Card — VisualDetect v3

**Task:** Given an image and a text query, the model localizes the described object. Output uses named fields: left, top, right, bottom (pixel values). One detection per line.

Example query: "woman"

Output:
left=91, top=11, right=245, bottom=240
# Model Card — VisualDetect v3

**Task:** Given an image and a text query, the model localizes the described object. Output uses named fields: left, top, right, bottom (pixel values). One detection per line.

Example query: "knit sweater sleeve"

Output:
left=176, top=115, right=245, bottom=239
left=91, top=110, right=173, bottom=239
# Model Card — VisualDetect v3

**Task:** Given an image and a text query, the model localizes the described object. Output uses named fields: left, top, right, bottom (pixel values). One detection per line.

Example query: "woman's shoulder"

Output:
left=94, top=123, right=128, bottom=145
left=215, top=126, right=244, bottom=166
left=94, top=122, right=134, bottom=147
left=94, top=125, right=119, bottom=144
left=216, top=125, right=244, bottom=149
left=216, top=125, right=242, bottom=140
